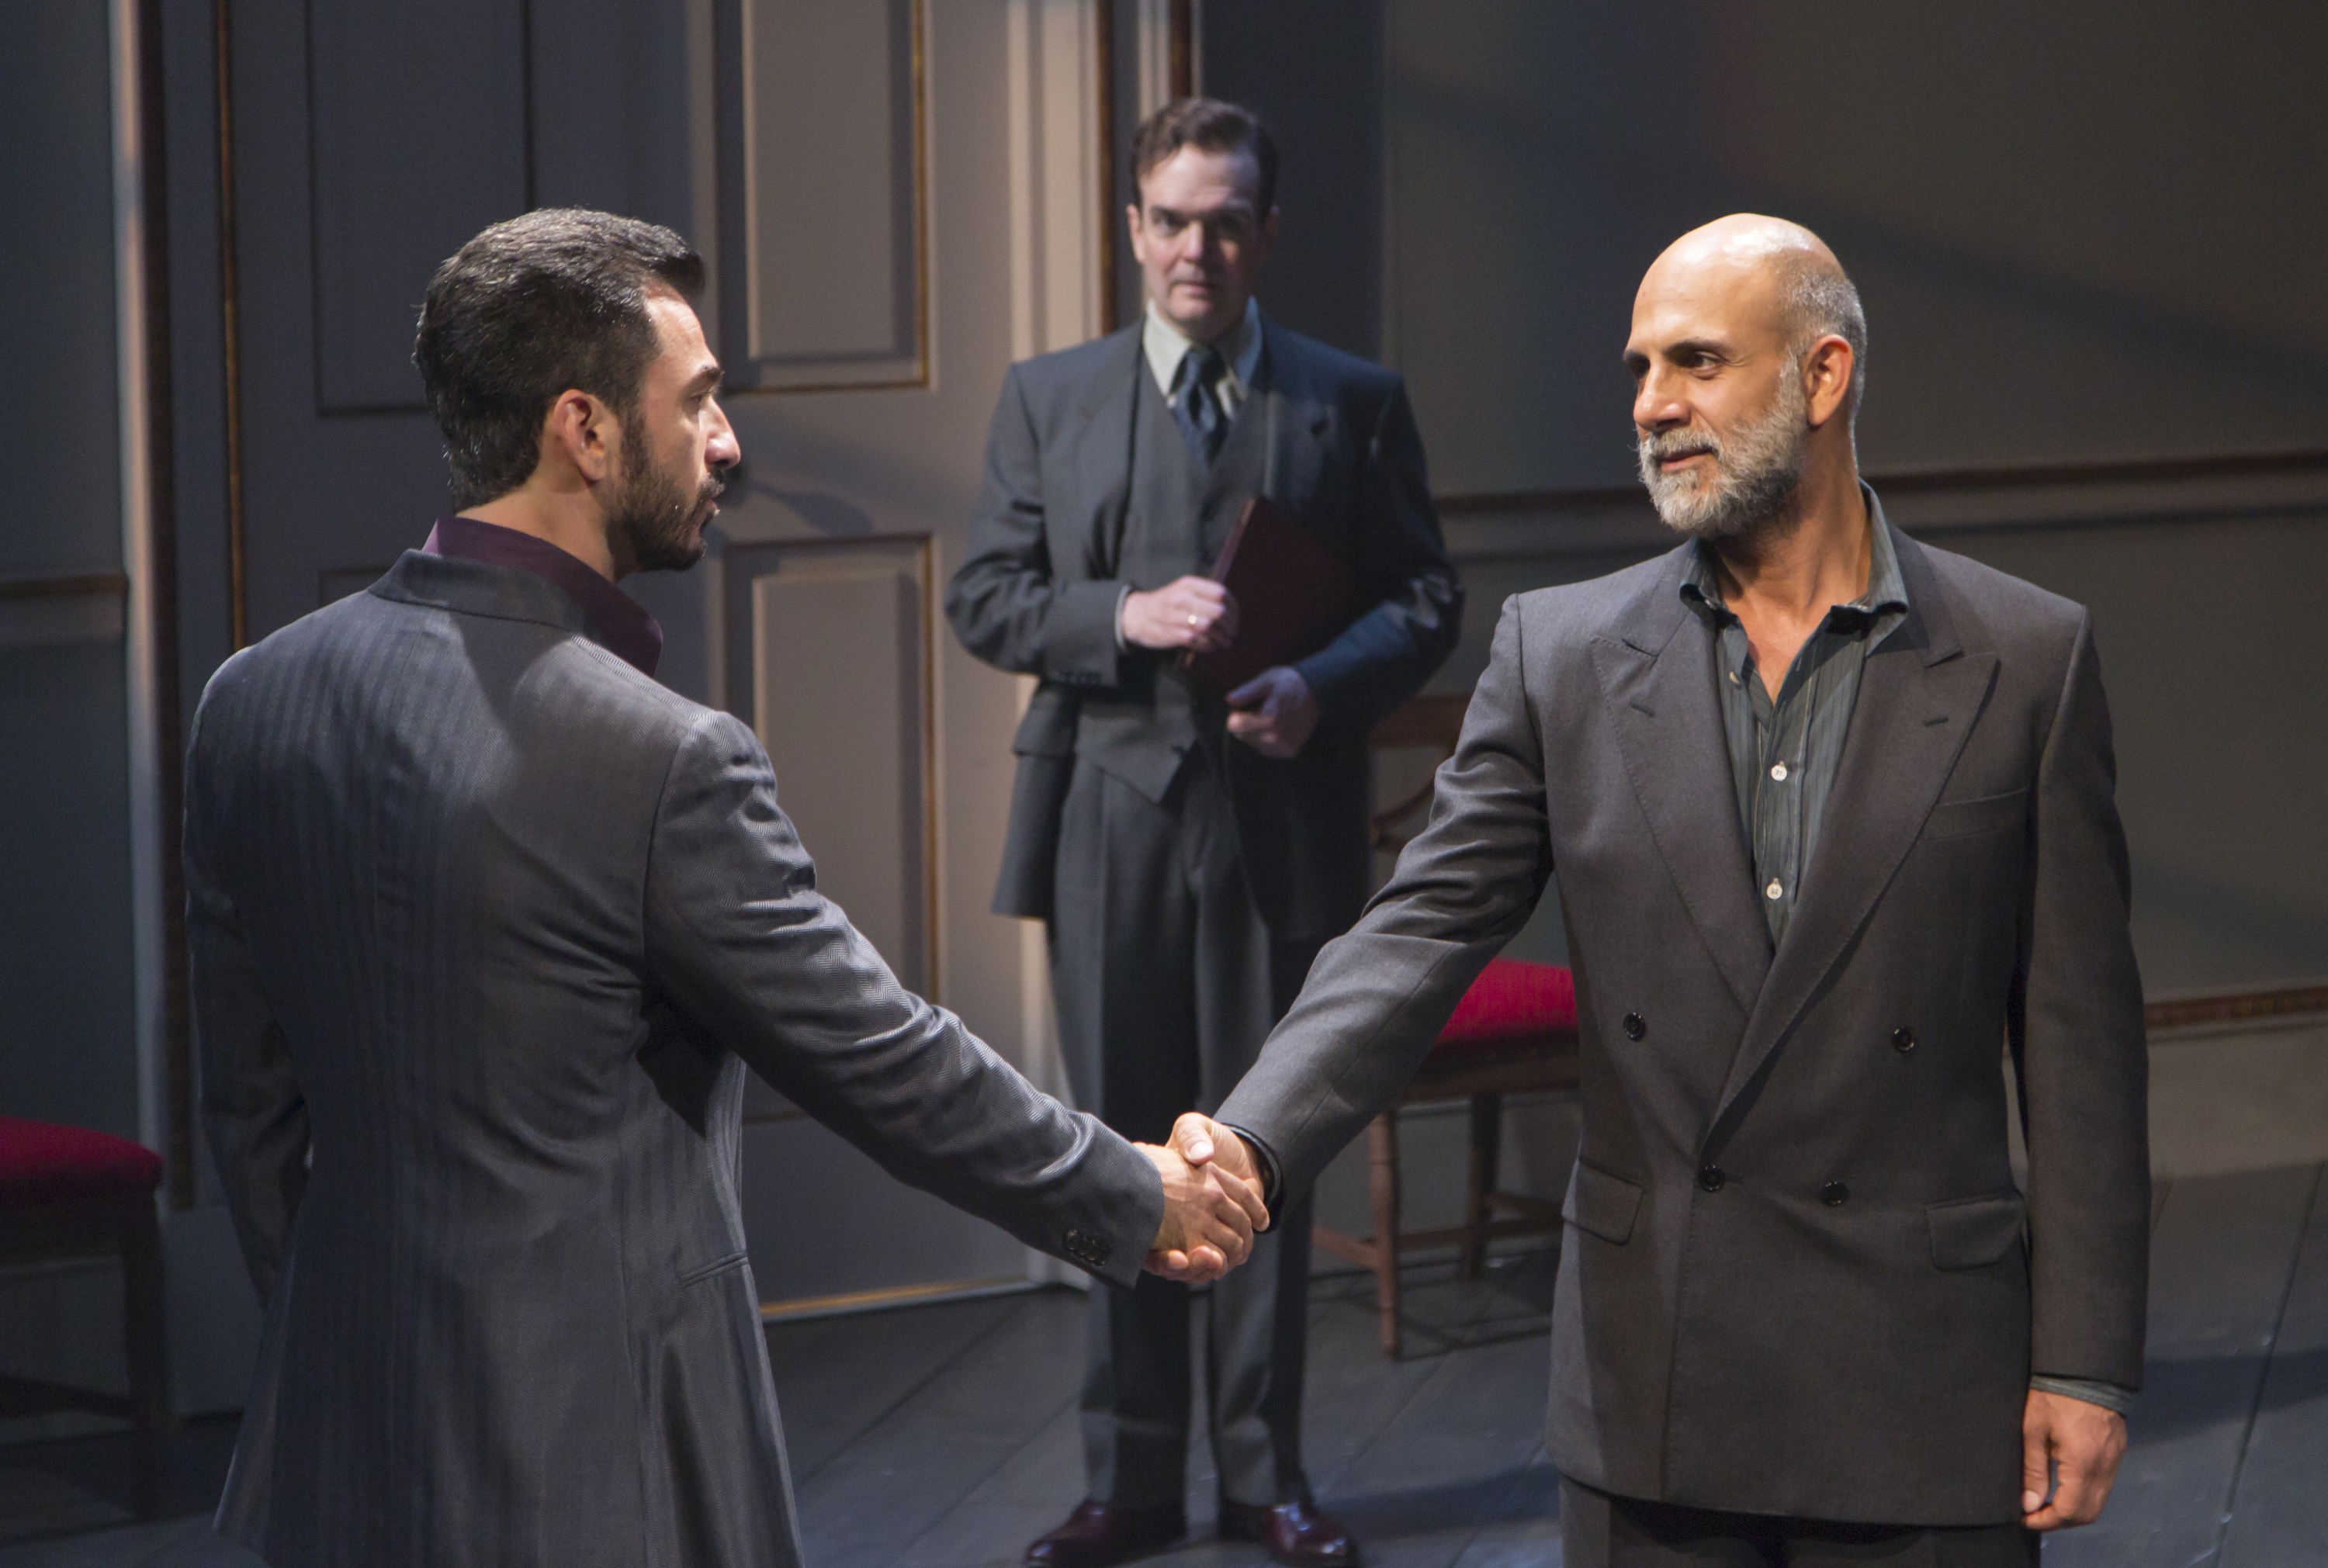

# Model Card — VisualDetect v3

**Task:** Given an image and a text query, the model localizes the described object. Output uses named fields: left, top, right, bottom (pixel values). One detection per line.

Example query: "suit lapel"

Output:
left=1708, top=526, right=1997, bottom=1134
left=1591, top=548, right=1772, bottom=1016
left=1069, top=327, right=1145, bottom=577
left=1256, top=321, right=1329, bottom=508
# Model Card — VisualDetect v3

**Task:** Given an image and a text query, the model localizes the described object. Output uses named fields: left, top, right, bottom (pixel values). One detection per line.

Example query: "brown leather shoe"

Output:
left=1218, top=1499, right=1360, bottom=1566
left=1024, top=1500, right=1188, bottom=1567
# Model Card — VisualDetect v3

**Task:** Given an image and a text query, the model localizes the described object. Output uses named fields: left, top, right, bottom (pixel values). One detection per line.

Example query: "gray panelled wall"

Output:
left=1226, top=0, right=2327, bottom=995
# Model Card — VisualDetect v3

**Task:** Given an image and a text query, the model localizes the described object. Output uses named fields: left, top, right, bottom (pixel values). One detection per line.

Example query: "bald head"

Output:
left=1641, top=215, right=1866, bottom=415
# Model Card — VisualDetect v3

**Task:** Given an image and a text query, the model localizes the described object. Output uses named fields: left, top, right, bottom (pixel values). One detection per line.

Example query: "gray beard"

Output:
left=1637, top=373, right=1809, bottom=543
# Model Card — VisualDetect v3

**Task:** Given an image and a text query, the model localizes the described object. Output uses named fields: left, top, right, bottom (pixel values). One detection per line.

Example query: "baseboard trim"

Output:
left=757, top=1275, right=1037, bottom=1325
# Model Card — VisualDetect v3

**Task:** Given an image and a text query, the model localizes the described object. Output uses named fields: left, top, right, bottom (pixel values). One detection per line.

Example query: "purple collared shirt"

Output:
left=421, top=515, right=663, bottom=678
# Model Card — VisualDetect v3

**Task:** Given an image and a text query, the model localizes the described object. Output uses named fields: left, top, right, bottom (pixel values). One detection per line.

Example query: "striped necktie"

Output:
left=1171, top=341, right=1229, bottom=468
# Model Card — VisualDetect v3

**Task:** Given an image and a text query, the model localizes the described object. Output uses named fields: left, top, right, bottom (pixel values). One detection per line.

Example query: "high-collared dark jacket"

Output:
left=1220, top=519, right=2150, bottom=1525
left=944, top=317, right=1462, bottom=938
left=188, top=552, right=1163, bottom=1567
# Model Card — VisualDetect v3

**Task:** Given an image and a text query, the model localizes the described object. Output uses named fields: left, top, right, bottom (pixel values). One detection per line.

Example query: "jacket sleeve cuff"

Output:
left=1221, top=1123, right=1284, bottom=1210
left=1042, top=580, right=1126, bottom=688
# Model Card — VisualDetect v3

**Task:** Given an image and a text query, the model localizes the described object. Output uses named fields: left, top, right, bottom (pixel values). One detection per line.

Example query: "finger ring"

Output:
left=1187, top=613, right=1199, bottom=627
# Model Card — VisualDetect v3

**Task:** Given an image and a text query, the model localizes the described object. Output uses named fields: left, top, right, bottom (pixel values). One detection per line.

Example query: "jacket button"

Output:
left=1623, top=1012, right=1646, bottom=1041
left=1065, top=1228, right=1108, bottom=1266
left=1822, top=1181, right=1850, bottom=1206
left=1698, top=1165, right=1726, bottom=1192
left=1891, top=1026, right=1916, bottom=1054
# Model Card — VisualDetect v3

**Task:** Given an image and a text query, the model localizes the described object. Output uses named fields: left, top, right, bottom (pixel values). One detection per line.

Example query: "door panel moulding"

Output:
left=716, top=535, right=942, bottom=1133
left=713, top=0, right=930, bottom=393
left=114, top=0, right=191, bottom=1206
left=1006, top=0, right=1107, bottom=363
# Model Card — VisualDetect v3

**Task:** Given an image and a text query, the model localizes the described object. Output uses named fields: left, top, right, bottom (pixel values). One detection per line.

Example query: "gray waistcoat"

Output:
left=1073, top=352, right=1271, bottom=802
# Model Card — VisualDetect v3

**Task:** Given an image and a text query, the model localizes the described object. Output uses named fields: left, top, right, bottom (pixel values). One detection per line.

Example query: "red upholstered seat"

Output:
left=1432, top=958, right=1578, bottom=1057
left=0, top=1117, right=165, bottom=1206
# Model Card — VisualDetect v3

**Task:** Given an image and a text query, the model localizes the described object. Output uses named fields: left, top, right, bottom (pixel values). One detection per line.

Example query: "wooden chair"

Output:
left=1309, top=693, right=1583, bottom=1359
left=0, top=1116, right=168, bottom=1517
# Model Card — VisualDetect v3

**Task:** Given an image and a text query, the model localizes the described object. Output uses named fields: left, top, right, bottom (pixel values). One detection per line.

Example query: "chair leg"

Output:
left=120, top=1200, right=165, bottom=1521
left=1460, top=1092, right=1503, bottom=1282
left=1367, top=1113, right=1402, bottom=1359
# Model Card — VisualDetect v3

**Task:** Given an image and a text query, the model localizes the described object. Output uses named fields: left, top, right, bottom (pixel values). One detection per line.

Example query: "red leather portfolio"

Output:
left=1181, top=495, right=1362, bottom=699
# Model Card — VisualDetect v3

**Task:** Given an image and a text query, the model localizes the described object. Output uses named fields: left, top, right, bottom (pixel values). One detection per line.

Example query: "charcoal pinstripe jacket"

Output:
left=189, top=551, right=1162, bottom=1566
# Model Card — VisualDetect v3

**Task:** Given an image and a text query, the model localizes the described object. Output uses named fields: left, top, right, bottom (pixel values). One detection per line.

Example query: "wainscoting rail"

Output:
left=1436, top=448, right=2328, bottom=564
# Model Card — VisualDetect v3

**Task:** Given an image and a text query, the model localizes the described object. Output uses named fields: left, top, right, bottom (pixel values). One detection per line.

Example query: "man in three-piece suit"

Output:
left=1181, top=215, right=2150, bottom=1565
left=188, top=209, right=1266, bottom=1568
left=946, top=100, right=1461, bottom=1566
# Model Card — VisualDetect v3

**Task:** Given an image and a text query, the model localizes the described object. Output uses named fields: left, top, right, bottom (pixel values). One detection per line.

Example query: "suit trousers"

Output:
left=1559, top=1479, right=2041, bottom=1567
left=1051, top=749, right=1321, bottom=1507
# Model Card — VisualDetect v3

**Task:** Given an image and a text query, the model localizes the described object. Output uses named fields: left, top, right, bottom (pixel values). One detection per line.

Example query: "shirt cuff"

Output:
left=1114, top=584, right=1133, bottom=652
left=2028, top=1375, right=2138, bottom=1417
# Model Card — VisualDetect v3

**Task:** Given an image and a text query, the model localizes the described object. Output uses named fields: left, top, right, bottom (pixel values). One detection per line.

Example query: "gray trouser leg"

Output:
left=1052, top=756, right=1318, bottom=1508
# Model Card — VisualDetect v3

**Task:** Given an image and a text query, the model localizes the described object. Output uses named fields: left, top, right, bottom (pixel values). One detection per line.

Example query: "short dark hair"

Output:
left=414, top=209, right=705, bottom=508
left=1131, top=98, right=1277, bottom=213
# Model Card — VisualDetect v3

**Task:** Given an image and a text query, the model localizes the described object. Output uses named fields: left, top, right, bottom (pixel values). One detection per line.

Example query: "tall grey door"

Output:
left=214, top=0, right=1112, bottom=1311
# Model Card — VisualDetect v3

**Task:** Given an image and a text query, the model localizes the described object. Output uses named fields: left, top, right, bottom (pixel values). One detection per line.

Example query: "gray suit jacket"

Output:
left=944, top=317, right=1461, bottom=937
left=1218, top=521, right=2150, bottom=1525
left=188, top=552, right=1164, bottom=1567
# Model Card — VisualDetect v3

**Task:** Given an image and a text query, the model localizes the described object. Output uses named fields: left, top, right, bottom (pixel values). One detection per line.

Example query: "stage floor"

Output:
left=5, top=1023, right=2326, bottom=1566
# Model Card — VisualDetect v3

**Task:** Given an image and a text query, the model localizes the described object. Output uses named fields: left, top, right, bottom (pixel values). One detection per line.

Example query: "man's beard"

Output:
left=1637, top=370, right=1809, bottom=542
left=611, top=421, right=724, bottom=573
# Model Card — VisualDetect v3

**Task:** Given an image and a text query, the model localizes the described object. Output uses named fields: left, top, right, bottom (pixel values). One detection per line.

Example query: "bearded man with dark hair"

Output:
left=188, top=208, right=1266, bottom=1568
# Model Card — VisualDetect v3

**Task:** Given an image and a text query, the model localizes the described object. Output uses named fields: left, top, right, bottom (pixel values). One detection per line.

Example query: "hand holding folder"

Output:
left=1180, top=496, right=1363, bottom=700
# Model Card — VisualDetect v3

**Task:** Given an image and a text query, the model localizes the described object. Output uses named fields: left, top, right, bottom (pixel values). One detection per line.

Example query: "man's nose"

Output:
left=706, top=400, right=742, bottom=469
left=1633, top=372, right=1688, bottom=434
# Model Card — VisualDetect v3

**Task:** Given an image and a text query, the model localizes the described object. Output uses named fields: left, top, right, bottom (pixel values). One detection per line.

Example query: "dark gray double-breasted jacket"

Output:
left=188, top=553, right=1164, bottom=1566
left=1219, top=521, right=2150, bottom=1525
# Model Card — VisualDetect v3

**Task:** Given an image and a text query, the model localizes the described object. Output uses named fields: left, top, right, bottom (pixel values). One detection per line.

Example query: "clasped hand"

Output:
left=1139, top=1113, right=1273, bottom=1283
left=1121, top=575, right=1320, bottom=758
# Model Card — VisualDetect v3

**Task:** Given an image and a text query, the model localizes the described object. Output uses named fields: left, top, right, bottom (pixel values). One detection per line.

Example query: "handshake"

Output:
left=1136, top=1113, right=1268, bottom=1283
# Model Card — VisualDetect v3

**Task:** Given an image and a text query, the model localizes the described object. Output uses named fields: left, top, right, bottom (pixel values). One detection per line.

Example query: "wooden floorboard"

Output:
left=791, top=1290, right=1089, bottom=1568
left=24, top=1141, right=2328, bottom=1568
left=2044, top=1163, right=2319, bottom=1568
left=1308, top=1252, right=1557, bottom=1568
left=2219, top=1165, right=2328, bottom=1566
left=767, top=1291, right=1027, bottom=1483
left=882, top=1248, right=1562, bottom=1568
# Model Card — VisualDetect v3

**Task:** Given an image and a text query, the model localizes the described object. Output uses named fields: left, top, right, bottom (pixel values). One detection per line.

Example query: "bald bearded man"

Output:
left=1176, top=216, right=2149, bottom=1564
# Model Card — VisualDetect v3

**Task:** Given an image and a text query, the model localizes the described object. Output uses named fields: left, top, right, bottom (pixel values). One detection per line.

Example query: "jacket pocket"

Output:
left=1563, top=1162, right=1644, bottom=1246
left=1012, top=684, right=1079, bottom=756
left=677, top=1250, right=749, bottom=1288
left=1921, top=787, right=2028, bottom=842
left=1927, top=1192, right=2026, bottom=1269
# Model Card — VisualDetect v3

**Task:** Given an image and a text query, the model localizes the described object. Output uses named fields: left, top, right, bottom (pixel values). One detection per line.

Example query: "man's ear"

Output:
left=1803, top=335, right=1854, bottom=430
left=543, top=389, right=619, bottom=485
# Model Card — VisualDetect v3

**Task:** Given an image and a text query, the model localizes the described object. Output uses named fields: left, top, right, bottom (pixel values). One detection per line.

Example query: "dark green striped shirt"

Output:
left=1679, top=487, right=1909, bottom=946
